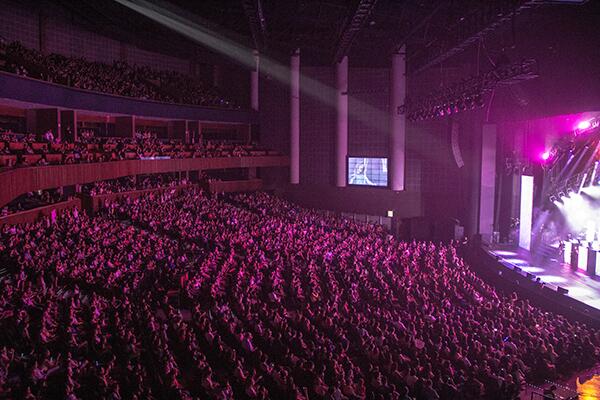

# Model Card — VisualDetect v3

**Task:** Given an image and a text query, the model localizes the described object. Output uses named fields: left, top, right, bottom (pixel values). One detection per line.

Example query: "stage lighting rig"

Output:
left=401, top=59, right=538, bottom=121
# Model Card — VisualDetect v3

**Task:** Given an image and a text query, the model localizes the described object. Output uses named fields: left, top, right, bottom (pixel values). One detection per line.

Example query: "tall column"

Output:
left=390, top=47, right=406, bottom=191
left=290, top=49, right=300, bottom=184
left=479, top=124, right=497, bottom=243
left=251, top=50, right=259, bottom=111
left=336, top=56, right=349, bottom=187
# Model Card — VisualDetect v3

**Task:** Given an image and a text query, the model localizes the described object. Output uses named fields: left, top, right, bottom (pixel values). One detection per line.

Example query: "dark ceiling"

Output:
left=50, top=0, right=593, bottom=71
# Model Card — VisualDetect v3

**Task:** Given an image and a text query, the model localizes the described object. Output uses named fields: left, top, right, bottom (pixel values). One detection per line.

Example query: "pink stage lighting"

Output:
left=577, top=120, right=592, bottom=130
left=541, top=151, right=551, bottom=161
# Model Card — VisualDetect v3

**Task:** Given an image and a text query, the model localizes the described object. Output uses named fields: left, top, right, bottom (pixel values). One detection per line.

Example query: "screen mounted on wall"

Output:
left=348, top=157, right=388, bottom=187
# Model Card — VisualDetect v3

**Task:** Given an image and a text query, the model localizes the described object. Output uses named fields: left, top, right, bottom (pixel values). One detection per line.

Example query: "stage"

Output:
left=488, top=244, right=600, bottom=311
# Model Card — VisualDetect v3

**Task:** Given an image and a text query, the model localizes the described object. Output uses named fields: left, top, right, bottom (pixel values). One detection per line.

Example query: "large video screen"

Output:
left=348, top=157, right=388, bottom=187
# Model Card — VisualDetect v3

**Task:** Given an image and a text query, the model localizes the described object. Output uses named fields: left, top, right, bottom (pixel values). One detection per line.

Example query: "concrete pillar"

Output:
left=479, top=124, right=497, bottom=243
left=390, top=47, right=406, bottom=191
left=115, top=116, right=136, bottom=138
left=335, top=56, right=349, bottom=187
left=251, top=50, right=259, bottom=111
left=290, top=49, right=300, bottom=184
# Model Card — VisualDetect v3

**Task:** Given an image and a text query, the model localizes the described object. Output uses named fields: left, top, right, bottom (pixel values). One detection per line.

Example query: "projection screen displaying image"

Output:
left=348, top=157, right=388, bottom=187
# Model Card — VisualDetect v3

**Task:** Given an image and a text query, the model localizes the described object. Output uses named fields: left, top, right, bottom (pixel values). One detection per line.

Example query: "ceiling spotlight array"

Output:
left=548, top=161, right=600, bottom=205
left=401, top=59, right=538, bottom=121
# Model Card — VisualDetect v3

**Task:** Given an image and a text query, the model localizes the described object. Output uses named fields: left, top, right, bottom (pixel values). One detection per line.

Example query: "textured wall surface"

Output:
left=0, top=1, right=189, bottom=73
left=299, top=66, right=335, bottom=185
left=348, top=68, right=389, bottom=157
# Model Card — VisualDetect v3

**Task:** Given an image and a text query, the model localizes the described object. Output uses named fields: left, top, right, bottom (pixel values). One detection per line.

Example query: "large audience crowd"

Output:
left=0, top=189, right=67, bottom=217
left=81, top=174, right=188, bottom=196
left=0, top=189, right=598, bottom=399
left=0, top=130, right=273, bottom=168
left=1, top=42, right=237, bottom=108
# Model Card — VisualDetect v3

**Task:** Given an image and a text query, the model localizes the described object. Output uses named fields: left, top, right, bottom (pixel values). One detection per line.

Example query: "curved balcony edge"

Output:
left=0, top=72, right=258, bottom=123
left=0, top=155, right=289, bottom=207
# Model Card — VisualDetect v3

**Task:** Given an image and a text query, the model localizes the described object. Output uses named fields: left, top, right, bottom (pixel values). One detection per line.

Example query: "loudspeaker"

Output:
left=450, top=121, right=465, bottom=168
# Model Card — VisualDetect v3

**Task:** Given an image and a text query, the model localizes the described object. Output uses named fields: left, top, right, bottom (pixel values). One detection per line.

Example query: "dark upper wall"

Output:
left=300, top=67, right=335, bottom=185
left=259, top=68, right=290, bottom=187
left=0, top=0, right=250, bottom=106
left=348, top=68, right=390, bottom=157
left=407, top=3, right=600, bottom=123
left=0, top=0, right=190, bottom=74
left=494, top=4, right=600, bottom=120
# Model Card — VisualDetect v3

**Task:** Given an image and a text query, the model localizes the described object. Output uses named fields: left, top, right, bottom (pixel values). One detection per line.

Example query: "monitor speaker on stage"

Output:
left=587, top=247, right=598, bottom=277
left=570, top=245, right=579, bottom=270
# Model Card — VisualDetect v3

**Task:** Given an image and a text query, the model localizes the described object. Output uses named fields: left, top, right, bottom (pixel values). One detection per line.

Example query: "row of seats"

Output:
left=0, top=189, right=598, bottom=399
left=0, top=133, right=276, bottom=167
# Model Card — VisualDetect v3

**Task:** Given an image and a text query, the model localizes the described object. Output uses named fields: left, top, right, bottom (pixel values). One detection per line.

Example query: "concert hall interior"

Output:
left=1, top=1, right=600, bottom=399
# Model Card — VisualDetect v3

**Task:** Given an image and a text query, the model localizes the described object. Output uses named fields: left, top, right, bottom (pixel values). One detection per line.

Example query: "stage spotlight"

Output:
left=578, top=172, right=588, bottom=193
left=566, top=188, right=575, bottom=198
left=541, top=151, right=551, bottom=161
left=577, top=120, right=591, bottom=130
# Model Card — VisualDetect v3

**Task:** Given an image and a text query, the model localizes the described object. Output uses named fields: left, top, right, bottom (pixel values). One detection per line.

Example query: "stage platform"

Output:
left=488, top=244, right=600, bottom=311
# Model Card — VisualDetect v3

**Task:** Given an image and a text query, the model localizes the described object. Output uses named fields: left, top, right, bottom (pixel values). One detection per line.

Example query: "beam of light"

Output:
left=113, top=0, right=441, bottom=167
left=544, top=148, right=587, bottom=203
left=585, top=220, right=596, bottom=242
left=588, top=160, right=599, bottom=188
left=579, top=173, right=588, bottom=193
left=561, top=193, right=589, bottom=232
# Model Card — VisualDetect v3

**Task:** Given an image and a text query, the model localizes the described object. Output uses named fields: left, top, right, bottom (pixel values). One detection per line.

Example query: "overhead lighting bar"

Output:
left=400, top=59, right=538, bottom=121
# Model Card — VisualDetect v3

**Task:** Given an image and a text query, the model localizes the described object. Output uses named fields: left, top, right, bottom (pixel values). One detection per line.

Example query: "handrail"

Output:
left=0, top=198, right=81, bottom=225
left=0, top=155, right=289, bottom=208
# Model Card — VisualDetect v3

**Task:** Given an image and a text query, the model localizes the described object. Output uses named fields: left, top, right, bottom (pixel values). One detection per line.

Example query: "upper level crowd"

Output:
left=0, top=189, right=597, bottom=400
left=0, top=41, right=238, bottom=108
left=0, top=130, right=274, bottom=168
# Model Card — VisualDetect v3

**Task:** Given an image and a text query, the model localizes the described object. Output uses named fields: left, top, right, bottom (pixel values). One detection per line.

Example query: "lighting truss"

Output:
left=400, top=59, right=538, bottom=121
